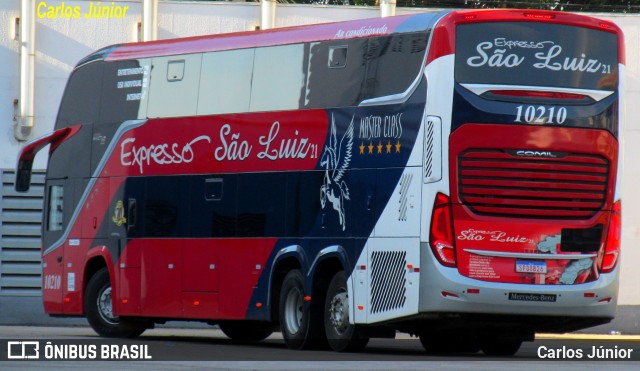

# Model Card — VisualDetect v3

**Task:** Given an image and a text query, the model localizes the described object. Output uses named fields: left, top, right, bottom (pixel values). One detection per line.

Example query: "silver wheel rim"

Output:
left=97, top=285, right=118, bottom=325
left=329, top=290, right=349, bottom=335
left=284, top=287, right=303, bottom=335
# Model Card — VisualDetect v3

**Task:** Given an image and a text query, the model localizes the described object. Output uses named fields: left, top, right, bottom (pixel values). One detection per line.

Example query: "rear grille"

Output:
left=458, top=150, right=609, bottom=219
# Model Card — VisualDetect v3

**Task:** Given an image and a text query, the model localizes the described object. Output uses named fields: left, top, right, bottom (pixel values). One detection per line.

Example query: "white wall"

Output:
left=601, top=14, right=640, bottom=305
left=0, top=1, right=638, bottom=304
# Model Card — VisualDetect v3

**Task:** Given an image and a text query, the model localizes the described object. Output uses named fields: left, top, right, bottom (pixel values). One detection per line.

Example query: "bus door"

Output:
left=108, top=176, right=145, bottom=316
left=42, top=178, right=81, bottom=314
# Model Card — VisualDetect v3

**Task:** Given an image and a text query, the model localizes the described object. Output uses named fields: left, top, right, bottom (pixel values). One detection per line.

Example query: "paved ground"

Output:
left=0, top=326, right=639, bottom=370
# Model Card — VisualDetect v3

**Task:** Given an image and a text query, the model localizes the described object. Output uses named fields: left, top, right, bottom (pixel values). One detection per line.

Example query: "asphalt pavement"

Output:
left=0, top=326, right=638, bottom=370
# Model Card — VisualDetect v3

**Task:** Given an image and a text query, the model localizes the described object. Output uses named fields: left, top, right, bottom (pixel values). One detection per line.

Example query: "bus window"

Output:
left=147, top=54, right=202, bottom=118
left=55, top=62, right=104, bottom=129
left=47, top=185, right=64, bottom=232
left=198, top=49, right=254, bottom=115
left=455, top=22, right=618, bottom=91
left=304, top=32, right=428, bottom=109
left=100, top=60, right=148, bottom=124
left=305, top=38, right=367, bottom=109
left=361, top=32, right=428, bottom=100
left=250, top=44, right=306, bottom=112
left=328, top=46, right=348, bottom=68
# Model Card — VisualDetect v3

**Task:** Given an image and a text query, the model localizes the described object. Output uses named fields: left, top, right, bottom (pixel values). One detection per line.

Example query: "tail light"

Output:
left=429, top=193, right=456, bottom=267
left=489, top=90, right=586, bottom=100
left=524, top=13, right=555, bottom=20
left=600, top=200, right=621, bottom=273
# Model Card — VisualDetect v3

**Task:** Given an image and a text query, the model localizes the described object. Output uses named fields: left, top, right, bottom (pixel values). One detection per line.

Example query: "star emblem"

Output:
left=386, top=141, right=392, bottom=153
left=368, top=142, right=374, bottom=154
left=377, top=141, right=383, bottom=154
left=359, top=142, right=365, bottom=155
left=395, top=140, right=401, bottom=153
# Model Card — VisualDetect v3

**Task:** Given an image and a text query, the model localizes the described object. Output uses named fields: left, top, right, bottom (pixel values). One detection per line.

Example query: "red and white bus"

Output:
left=17, top=9, right=623, bottom=355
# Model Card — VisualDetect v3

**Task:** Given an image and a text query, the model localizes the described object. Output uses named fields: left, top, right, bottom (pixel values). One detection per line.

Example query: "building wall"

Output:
left=0, top=1, right=638, bottom=307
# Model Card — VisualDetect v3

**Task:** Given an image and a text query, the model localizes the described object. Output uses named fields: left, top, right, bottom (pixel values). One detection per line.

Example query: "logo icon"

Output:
left=112, top=200, right=127, bottom=227
left=507, top=150, right=567, bottom=158
left=320, top=114, right=354, bottom=231
left=7, top=341, right=39, bottom=359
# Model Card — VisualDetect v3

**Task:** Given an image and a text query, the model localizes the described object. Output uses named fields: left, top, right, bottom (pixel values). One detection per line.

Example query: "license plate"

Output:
left=516, top=260, right=547, bottom=273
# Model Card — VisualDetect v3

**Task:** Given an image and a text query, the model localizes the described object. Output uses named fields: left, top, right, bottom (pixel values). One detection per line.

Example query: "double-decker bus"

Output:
left=16, top=9, right=623, bottom=356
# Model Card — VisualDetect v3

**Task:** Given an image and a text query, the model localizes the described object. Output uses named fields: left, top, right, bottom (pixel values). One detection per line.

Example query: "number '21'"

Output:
left=515, top=105, right=567, bottom=124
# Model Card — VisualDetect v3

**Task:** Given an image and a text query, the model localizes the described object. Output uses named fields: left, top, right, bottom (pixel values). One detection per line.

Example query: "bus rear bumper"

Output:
left=418, top=244, right=619, bottom=320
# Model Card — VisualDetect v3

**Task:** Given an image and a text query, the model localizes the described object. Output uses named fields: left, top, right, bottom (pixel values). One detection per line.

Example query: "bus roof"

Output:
left=102, top=12, right=443, bottom=62
left=79, top=9, right=622, bottom=66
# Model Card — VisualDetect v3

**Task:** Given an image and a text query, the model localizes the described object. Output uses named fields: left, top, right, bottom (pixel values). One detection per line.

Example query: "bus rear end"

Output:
left=421, top=10, right=623, bottom=347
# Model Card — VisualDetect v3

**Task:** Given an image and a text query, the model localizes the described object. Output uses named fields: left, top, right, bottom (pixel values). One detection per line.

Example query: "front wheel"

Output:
left=324, top=271, right=369, bottom=352
left=85, top=268, right=147, bottom=338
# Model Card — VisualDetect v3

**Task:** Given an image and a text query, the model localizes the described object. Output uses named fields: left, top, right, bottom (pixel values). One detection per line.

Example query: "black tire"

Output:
left=279, top=269, right=326, bottom=349
left=480, top=336, right=523, bottom=356
left=219, top=321, right=273, bottom=342
left=85, top=268, right=147, bottom=338
left=324, top=271, right=369, bottom=352
left=420, top=333, right=480, bottom=354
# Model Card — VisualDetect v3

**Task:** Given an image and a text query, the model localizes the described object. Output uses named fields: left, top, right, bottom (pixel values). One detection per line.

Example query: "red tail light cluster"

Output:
left=600, top=200, right=621, bottom=273
left=429, top=193, right=456, bottom=267
left=489, top=90, right=586, bottom=100
left=524, top=13, right=555, bottom=20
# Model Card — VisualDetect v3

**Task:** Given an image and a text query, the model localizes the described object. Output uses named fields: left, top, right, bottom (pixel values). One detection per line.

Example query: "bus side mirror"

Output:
left=13, top=125, right=82, bottom=193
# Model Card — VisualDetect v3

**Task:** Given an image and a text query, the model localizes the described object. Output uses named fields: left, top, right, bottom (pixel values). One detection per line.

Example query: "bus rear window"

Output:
left=455, top=22, right=618, bottom=91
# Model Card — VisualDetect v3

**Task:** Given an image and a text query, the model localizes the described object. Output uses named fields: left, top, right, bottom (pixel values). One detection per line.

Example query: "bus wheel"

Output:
left=279, top=269, right=324, bottom=349
left=324, top=271, right=369, bottom=352
left=85, top=268, right=146, bottom=338
left=480, top=335, right=523, bottom=356
left=219, top=321, right=273, bottom=342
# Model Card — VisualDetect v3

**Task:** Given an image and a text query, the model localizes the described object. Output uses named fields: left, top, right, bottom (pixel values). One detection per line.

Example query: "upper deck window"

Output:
left=455, top=22, right=618, bottom=91
left=305, top=31, right=429, bottom=109
left=55, top=62, right=104, bottom=129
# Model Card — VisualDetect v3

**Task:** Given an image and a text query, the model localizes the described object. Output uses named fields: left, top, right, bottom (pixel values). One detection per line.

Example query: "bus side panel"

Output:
left=181, top=240, right=219, bottom=319
left=218, top=239, right=275, bottom=319
left=140, top=239, right=183, bottom=318
left=42, top=249, right=64, bottom=314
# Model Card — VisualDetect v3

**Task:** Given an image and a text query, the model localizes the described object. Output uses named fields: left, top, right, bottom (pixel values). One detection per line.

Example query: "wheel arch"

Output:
left=83, top=246, right=116, bottom=314
left=308, top=245, right=350, bottom=314
left=268, top=245, right=308, bottom=322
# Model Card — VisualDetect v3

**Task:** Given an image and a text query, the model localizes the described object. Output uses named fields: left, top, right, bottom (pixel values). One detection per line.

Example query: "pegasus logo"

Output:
left=320, top=115, right=354, bottom=231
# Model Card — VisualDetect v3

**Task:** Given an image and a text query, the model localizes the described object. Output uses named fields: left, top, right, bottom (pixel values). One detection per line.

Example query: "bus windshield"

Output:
left=455, top=22, right=619, bottom=91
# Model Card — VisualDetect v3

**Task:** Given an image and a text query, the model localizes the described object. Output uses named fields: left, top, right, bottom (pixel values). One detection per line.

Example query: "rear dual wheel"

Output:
left=324, top=271, right=369, bottom=352
left=279, top=270, right=326, bottom=349
left=279, top=269, right=368, bottom=352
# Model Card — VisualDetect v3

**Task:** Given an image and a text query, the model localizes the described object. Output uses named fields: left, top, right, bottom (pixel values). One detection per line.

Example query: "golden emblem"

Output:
left=112, top=200, right=127, bottom=226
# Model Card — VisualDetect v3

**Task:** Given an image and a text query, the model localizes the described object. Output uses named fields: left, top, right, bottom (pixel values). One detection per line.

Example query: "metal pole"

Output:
left=261, top=0, right=276, bottom=30
left=380, top=0, right=396, bottom=18
left=143, top=0, right=158, bottom=41
left=16, top=0, right=35, bottom=141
